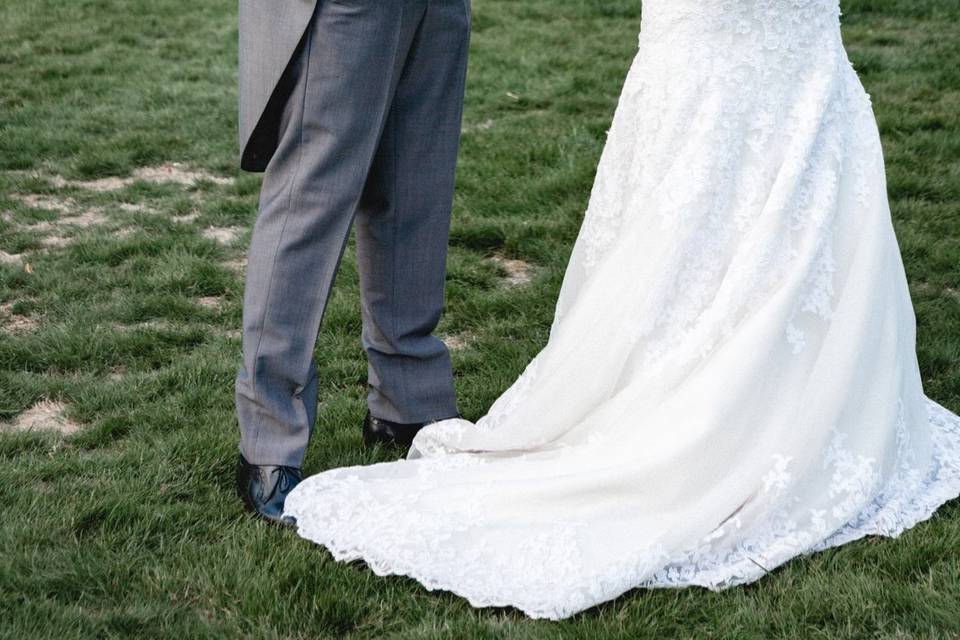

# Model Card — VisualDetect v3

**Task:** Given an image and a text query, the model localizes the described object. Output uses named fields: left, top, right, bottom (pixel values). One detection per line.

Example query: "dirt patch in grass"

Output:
left=203, top=225, right=244, bottom=246
left=489, top=254, right=534, bottom=287
left=0, top=249, right=25, bottom=265
left=49, top=163, right=233, bottom=192
left=440, top=332, right=474, bottom=351
left=172, top=212, right=200, bottom=224
left=195, top=295, right=223, bottom=310
left=463, top=118, right=495, bottom=133
left=118, top=202, right=156, bottom=214
left=132, top=163, right=233, bottom=187
left=62, top=209, right=109, bottom=227
left=112, top=320, right=178, bottom=332
left=39, top=234, right=72, bottom=248
left=49, top=174, right=125, bottom=192
left=112, top=227, right=137, bottom=240
left=26, top=208, right=109, bottom=232
left=224, top=255, right=247, bottom=276
left=0, top=301, right=38, bottom=332
left=10, top=194, right=112, bottom=247
left=215, top=326, right=242, bottom=340
left=20, top=208, right=111, bottom=248
left=10, top=193, right=75, bottom=212
left=3, top=399, right=81, bottom=435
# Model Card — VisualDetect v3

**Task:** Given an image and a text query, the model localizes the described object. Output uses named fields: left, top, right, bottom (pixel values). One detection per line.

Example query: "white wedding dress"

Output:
left=284, top=0, right=960, bottom=620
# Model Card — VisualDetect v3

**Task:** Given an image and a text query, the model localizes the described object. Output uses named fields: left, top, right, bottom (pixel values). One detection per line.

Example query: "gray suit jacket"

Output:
left=238, top=0, right=317, bottom=172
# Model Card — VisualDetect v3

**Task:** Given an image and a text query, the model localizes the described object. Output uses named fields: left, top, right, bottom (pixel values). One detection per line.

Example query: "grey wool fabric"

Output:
left=234, top=0, right=472, bottom=466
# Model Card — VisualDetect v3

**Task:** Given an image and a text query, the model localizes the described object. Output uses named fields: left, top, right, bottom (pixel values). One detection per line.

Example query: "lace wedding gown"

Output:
left=284, top=0, right=960, bottom=620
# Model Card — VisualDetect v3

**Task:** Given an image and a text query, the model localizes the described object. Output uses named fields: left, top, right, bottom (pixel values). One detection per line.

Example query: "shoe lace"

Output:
left=272, top=466, right=301, bottom=495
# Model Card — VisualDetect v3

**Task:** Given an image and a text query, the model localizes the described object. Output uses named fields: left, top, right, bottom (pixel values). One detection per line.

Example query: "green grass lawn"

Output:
left=2, top=0, right=959, bottom=637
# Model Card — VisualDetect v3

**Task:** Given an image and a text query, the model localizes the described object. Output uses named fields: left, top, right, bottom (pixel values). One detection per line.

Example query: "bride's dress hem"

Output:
left=286, top=399, right=960, bottom=621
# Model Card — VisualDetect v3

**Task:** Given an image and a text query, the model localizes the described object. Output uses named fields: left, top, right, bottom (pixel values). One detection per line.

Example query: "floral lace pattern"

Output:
left=284, top=0, right=960, bottom=620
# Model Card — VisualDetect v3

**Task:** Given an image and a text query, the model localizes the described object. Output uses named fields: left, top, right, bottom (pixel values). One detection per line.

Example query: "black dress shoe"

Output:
left=235, top=453, right=303, bottom=525
left=362, top=411, right=460, bottom=448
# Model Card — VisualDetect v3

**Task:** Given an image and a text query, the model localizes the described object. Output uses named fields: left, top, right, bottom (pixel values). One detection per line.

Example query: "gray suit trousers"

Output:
left=235, top=0, right=471, bottom=466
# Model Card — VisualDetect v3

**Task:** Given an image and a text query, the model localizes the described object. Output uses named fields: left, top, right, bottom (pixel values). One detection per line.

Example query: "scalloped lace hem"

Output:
left=287, top=399, right=960, bottom=620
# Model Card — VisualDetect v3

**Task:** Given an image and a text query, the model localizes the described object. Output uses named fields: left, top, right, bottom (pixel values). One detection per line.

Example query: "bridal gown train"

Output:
left=283, top=0, right=960, bottom=619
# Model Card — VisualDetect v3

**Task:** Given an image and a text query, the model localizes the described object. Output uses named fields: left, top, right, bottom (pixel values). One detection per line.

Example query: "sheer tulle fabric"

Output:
left=284, top=0, right=960, bottom=620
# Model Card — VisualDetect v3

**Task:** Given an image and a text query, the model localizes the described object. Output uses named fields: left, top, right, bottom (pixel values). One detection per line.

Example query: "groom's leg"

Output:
left=355, top=0, right=471, bottom=423
left=235, top=0, right=429, bottom=467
